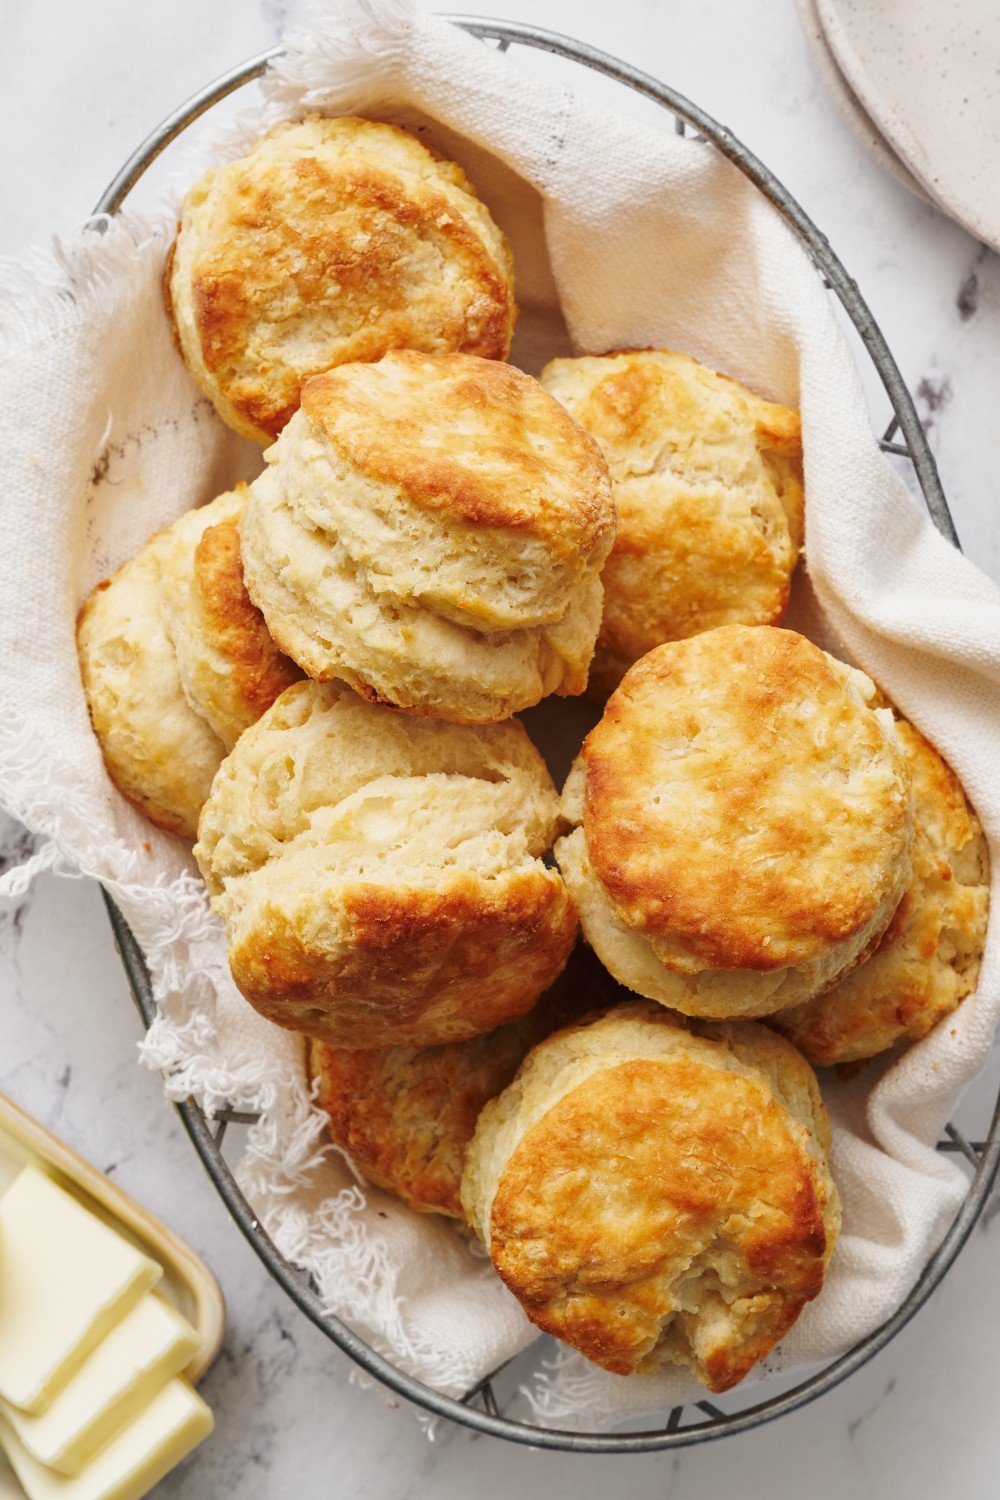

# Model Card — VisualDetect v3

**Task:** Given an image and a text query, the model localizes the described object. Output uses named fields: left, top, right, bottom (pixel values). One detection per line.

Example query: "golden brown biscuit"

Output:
left=195, top=679, right=578, bottom=1047
left=239, top=352, right=616, bottom=722
left=554, top=626, right=914, bottom=1017
left=308, top=946, right=612, bottom=1219
left=166, top=116, right=516, bottom=443
left=77, top=487, right=299, bottom=838
left=540, top=349, right=804, bottom=693
left=461, top=1003, right=840, bottom=1390
left=774, top=718, right=989, bottom=1064
left=171, top=510, right=300, bottom=746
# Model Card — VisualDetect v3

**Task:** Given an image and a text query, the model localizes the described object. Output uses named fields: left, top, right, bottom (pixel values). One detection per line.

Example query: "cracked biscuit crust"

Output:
left=77, top=487, right=297, bottom=838
left=774, top=718, right=989, bottom=1064
left=195, top=680, right=578, bottom=1047
left=555, top=627, right=914, bottom=1016
left=307, top=945, right=610, bottom=1218
left=540, top=349, right=803, bottom=688
left=166, top=116, right=517, bottom=443
left=461, top=1004, right=839, bottom=1390
left=239, top=352, right=616, bottom=722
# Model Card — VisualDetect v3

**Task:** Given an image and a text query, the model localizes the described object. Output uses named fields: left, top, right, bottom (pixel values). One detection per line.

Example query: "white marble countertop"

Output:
left=3, top=1, right=999, bottom=1495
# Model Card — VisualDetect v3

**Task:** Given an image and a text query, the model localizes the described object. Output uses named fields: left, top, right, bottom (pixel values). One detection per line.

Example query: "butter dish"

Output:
left=0, top=1091, right=223, bottom=1383
left=0, top=1296, right=201, bottom=1476
left=0, top=1169, right=161, bottom=1413
left=0, top=1382, right=213, bottom=1500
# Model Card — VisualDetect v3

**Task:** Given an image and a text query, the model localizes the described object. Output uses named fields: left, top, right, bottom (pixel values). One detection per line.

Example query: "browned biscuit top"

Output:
left=539, top=348, right=804, bottom=667
left=190, top=506, right=301, bottom=731
left=774, top=718, right=990, bottom=1064
left=307, top=945, right=611, bottom=1218
left=474, top=1010, right=838, bottom=1389
left=310, top=1028, right=532, bottom=1219
left=492, top=1059, right=826, bottom=1386
left=168, top=116, right=516, bottom=443
left=230, top=860, right=578, bottom=1050
left=580, top=626, right=912, bottom=971
left=301, top=351, right=614, bottom=561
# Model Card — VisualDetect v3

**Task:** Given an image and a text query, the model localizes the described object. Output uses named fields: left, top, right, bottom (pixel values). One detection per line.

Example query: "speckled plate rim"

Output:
left=94, top=14, right=997, bottom=1453
left=793, top=0, right=931, bottom=203
left=814, top=0, right=1000, bottom=252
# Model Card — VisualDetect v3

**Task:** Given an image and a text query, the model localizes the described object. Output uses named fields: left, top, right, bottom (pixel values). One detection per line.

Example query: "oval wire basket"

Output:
left=96, top=15, right=1000, bottom=1453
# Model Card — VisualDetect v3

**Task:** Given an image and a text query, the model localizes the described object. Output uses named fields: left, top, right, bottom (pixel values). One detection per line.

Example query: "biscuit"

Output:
left=461, top=1003, right=840, bottom=1389
left=540, top=349, right=804, bottom=692
left=77, top=488, right=299, bottom=837
left=194, top=679, right=578, bottom=1047
left=166, top=116, right=517, bottom=443
left=554, top=626, right=913, bottom=1017
left=307, top=945, right=611, bottom=1219
left=239, top=351, right=616, bottom=722
left=774, top=718, right=989, bottom=1064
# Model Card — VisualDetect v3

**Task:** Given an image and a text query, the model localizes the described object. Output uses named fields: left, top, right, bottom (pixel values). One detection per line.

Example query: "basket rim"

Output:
left=96, top=12, right=999, bottom=1454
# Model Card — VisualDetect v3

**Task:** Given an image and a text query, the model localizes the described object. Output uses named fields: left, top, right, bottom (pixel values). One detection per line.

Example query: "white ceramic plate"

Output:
left=794, top=0, right=930, bottom=202
left=815, top=0, right=1000, bottom=250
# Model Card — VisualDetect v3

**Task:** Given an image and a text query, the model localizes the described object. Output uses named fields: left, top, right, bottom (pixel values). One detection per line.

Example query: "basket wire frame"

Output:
left=93, top=15, right=998, bottom=1452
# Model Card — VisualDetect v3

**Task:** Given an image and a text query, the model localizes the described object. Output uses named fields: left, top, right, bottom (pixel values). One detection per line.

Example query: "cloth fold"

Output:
left=1, top=0, right=998, bottom=1427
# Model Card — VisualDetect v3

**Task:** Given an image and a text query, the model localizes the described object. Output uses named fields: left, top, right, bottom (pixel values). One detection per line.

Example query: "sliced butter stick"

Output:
left=0, top=1297, right=200, bottom=1477
left=0, top=1380, right=213, bottom=1500
left=0, top=1168, right=161, bottom=1414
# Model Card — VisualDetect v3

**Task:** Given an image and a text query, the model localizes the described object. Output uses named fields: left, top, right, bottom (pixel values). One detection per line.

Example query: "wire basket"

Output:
left=96, top=15, right=1000, bottom=1453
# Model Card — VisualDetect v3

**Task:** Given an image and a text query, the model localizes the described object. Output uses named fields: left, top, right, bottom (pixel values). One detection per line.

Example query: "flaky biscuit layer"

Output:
left=167, top=116, right=517, bottom=443
left=775, top=718, right=989, bottom=1063
left=196, top=680, right=578, bottom=1047
left=308, top=945, right=610, bottom=1219
left=555, top=627, right=914, bottom=1016
left=240, top=352, right=616, bottom=722
left=540, top=349, right=803, bottom=686
left=78, top=488, right=297, bottom=837
left=462, top=1003, right=839, bottom=1390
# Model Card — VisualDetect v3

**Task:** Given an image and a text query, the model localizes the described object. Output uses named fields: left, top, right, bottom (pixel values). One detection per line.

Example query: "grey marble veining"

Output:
left=2, top=0, right=999, bottom=1495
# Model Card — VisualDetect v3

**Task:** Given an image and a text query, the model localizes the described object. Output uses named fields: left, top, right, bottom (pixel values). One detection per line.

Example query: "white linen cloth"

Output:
left=1, top=0, right=998, bottom=1426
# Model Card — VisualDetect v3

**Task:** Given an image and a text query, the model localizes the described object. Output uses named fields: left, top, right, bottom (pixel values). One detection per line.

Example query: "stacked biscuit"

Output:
left=77, top=115, right=988, bottom=1394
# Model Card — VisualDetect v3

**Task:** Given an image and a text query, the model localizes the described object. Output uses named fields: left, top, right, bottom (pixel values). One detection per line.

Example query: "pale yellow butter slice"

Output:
left=0, top=1380, right=213, bottom=1500
left=0, top=1296, right=201, bottom=1477
left=0, top=1168, right=161, bottom=1414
